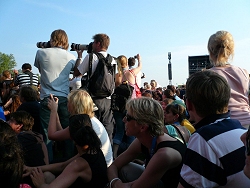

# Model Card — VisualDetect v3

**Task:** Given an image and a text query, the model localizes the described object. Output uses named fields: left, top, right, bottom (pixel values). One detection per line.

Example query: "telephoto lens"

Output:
left=36, top=41, right=51, bottom=48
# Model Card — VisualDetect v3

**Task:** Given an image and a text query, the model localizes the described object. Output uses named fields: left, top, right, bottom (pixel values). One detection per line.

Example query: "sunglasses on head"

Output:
left=125, top=114, right=137, bottom=122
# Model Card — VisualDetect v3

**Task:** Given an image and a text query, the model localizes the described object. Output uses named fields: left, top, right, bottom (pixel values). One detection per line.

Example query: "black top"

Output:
left=141, top=140, right=187, bottom=188
left=69, top=148, right=108, bottom=188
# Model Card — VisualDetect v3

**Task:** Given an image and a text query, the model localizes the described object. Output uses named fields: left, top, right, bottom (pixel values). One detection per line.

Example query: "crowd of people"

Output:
left=0, top=29, right=250, bottom=188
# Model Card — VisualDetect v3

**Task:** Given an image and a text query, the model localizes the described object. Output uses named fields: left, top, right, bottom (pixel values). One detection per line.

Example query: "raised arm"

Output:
left=73, top=50, right=84, bottom=77
left=130, top=54, right=142, bottom=76
left=47, top=94, right=70, bottom=141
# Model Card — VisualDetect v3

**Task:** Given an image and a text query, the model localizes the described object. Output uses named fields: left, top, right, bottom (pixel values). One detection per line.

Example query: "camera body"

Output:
left=37, top=41, right=51, bottom=48
left=70, top=42, right=93, bottom=53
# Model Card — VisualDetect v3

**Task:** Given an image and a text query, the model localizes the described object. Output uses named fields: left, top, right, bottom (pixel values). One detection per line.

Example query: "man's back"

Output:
left=180, top=113, right=250, bottom=187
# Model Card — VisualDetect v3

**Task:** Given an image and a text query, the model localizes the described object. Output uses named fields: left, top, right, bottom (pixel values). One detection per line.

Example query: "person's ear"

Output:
left=186, top=98, right=193, bottom=112
left=174, top=114, right=179, bottom=120
left=16, top=124, right=23, bottom=132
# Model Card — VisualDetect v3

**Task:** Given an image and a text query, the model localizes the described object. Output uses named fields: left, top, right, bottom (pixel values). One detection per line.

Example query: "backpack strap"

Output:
left=171, top=124, right=186, bottom=145
left=23, top=70, right=34, bottom=85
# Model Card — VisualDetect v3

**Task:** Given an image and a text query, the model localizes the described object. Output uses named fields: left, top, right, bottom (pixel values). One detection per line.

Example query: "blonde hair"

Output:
left=126, top=97, right=164, bottom=136
left=50, top=29, right=69, bottom=50
left=117, top=55, right=128, bottom=77
left=207, top=30, right=234, bottom=66
left=67, top=90, right=94, bottom=118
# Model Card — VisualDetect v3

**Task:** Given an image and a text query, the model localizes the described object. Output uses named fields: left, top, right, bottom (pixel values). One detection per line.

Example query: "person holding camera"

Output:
left=34, top=29, right=77, bottom=163
left=74, top=33, right=116, bottom=141
left=128, top=56, right=144, bottom=88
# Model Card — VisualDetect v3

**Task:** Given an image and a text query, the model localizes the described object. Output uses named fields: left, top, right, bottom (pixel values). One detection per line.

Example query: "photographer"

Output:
left=128, top=56, right=144, bottom=88
left=74, top=33, right=116, bottom=141
left=34, top=29, right=77, bottom=163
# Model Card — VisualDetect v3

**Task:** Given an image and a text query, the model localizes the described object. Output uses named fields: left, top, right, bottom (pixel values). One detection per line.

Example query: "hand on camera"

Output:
left=47, top=94, right=59, bottom=112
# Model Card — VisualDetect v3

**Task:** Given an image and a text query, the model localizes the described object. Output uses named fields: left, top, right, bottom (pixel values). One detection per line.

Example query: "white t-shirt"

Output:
left=91, top=117, right=113, bottom=167
left=69, top=76, right=82, bottom=90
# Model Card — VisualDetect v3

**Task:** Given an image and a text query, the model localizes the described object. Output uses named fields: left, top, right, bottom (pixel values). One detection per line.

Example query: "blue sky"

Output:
left=0, top=0, right=250, bottom=86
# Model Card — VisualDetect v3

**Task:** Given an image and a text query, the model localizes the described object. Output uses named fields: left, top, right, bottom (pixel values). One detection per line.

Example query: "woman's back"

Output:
left=210, top=65, right=250, bottom=127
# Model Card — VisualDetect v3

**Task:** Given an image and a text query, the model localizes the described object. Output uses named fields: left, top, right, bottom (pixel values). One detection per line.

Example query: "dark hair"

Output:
left=22, top=63, right=32, bottom=70
left=19, top=85, right=38, bottom=101
left=167, top=85, right=176, bottom=93
left=9, top=111, right=34, bottom=131
left=128, top=57, right=136, bottom=67
left=72, top=126, right=101, bottom=153
left=69, top=114, right=101, bottom=153
left=69, top=114, right=92, bottom=138
left=165, top=104, right=186, bottom=123
left=0, top=119, right=24, bottom=188
left=186, top=70, right=230, bottom=117
left=163, top=89, right=175, bottom=100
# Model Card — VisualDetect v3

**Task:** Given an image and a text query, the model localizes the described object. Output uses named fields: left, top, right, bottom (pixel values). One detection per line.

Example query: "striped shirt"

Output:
left=179, top=112, right=250, bottom=187
left=15, top=72, right=39, bottom=87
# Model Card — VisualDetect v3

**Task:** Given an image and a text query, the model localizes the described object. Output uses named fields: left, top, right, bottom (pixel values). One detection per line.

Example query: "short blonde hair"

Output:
left=50, top=29, right=69, bottom=50
left=68, top=90, right=94, bottom=118
left=126, top=97, right=164, bottom=136
left=207, top=30, right=234, bottom=66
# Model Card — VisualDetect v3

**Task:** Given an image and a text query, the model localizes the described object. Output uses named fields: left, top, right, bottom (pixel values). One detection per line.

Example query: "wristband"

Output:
left=109, top=177, right=120, bottom=188
left=77, top=58, right=82, bottom=60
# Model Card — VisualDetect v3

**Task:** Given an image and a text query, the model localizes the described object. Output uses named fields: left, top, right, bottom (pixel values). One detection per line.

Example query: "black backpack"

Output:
left=111, top=81, right=134, bottom=113
left=85, top=52, right=115, bottom=98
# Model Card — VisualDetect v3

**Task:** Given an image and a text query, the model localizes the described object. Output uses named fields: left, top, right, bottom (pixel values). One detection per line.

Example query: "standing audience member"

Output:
left=14, top=63, right=39, bottom=89
left=113, top=55, right=139, bottom=159
left=74, top=33, right=115, bottom=141
left=24, top=114, right=108, bottom=188
left=34, top=29, right=77, bottom=162
left=108, top=97, right=187, bottom=188
left=128, top=56, right=144, bottom=88
left=0, top=70, right=14, bottom=106
left=47, top=90, right=113, bottom=167
left=209, top=30, right=250, bottom=129
left=114, top=54, right=142, bottom=99
left=0, top=119, right=31, bottom=188
left=178, top=70, right=250, bottom=187
left=150, top=80, right=157, bottom=91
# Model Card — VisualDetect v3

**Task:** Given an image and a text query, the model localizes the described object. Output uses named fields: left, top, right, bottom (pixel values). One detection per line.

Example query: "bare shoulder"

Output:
left=68, top=156, right=90, bottom=171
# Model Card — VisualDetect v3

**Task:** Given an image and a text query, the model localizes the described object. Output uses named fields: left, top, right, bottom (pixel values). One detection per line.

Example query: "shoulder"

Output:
left=71, top=156, right=90, bottom=168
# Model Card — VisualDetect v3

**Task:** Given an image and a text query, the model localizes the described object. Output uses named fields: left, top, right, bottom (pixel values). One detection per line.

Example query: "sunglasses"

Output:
left=125, top=114, right=137, bottom=122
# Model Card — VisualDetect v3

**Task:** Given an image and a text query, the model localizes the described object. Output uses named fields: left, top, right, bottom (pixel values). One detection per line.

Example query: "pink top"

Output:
left=20, top=184, right=32, bottom=188
left=210, top=65, right=250, bottom=127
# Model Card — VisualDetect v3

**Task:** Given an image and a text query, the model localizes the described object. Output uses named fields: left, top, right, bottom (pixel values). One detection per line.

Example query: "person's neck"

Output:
left=137, top=133, right=156, bottom=149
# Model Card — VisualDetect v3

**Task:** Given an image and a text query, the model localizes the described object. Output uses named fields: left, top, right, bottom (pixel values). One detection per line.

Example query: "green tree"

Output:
left=0, top=52, right=17, bottom=74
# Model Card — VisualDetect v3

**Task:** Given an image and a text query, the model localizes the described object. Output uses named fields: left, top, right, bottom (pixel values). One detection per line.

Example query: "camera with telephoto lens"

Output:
left=70, top=42, right=93, bottom=53
left=36, top=41, right=51, bottom=48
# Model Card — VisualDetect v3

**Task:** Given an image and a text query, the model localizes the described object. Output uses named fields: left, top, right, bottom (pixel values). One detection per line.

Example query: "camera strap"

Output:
left=87, top=53, right=93, bottom=82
